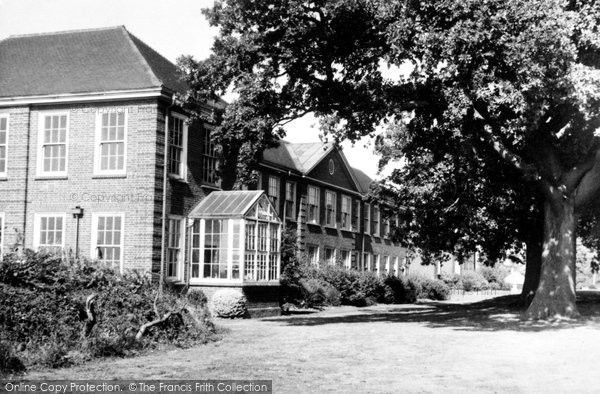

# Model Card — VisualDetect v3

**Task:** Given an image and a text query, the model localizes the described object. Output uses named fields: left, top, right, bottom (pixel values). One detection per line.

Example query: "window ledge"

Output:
left=168, top=173, right=188, bottom=183
left=201, top=182, right=221, bottom=190
left=35, top=176, right=68, bottom=181
left=92, top=174, right=127, bottom=179
left=0, top=176, right=6, bottom=181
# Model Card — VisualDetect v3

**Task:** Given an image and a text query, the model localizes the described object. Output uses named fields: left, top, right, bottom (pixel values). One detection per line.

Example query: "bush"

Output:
left=439, top=272, right=462, bottom=289
left=460, top=271, right=488, bottom=292
left=383, top=276, right=417, bottom=304
left=210, top=289, right=248, bottom=318
left=419, top=279, right=450, bottom=300
left=479, top=266, right=510, bottom=289
left=0, top=251, right=218, bottom=370
left=0, top=342, right=25, bottom=377
left=298, top=278, right=341, bottom=307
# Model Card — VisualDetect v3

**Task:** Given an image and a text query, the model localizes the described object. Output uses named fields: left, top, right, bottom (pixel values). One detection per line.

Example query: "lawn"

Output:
left=25, top=293, right=600, bottom=393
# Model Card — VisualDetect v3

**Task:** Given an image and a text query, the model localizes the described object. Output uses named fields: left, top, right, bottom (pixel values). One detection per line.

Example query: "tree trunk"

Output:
left=526, top=197, right=579, bottom=319
left=520, top=210, right=544, bottom=306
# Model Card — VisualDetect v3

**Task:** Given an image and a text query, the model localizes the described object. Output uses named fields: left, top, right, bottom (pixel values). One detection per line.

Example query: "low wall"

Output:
left=191, top=284, right=281, bottom=318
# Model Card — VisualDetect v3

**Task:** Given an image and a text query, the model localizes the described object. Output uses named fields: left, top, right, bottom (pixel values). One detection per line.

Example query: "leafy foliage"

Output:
left=210, top=289, right=248, bottom=318
left=0, top=251, right=218, bottom=371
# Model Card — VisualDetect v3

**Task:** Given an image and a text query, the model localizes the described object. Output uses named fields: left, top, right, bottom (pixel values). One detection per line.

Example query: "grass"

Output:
left=24, top=292, right=600, bottom=393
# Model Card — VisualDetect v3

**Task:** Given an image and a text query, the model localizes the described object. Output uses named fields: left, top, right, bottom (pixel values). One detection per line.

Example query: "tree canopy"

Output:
left=180, top=0, right=600, bottom=318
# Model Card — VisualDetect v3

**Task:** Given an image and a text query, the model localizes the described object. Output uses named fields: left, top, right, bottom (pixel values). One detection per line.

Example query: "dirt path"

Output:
left=26, top=297, right=600, bottom=393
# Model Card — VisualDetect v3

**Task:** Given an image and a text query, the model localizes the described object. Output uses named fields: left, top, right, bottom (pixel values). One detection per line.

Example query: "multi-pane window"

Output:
left=351, top=199, right=360, bottom=231
left=307, top=185, right=320, bottom=224
left=203, top=219, right=229, bottom=279
left=393, top=256, right=400, bottom=276
left=372, top=206, right=381, bottom=236
left=39, top=114, right=68, bottom=175
left=340, top=249, right=350, bottom=268
left=384, top=255, right=390, bottom=275
left=36, top=214, right=65, bottom=248
left=268, top=176, right=280, bottom=215
left=167, top=218, right=183, bottom=279
left=191, top=221, right=201, bottom=278
left=373, top=254, right=381, bottom=275
left=362, top=253, right=370, bottom=271
left=97, top=112, right=126, bottom=174
left=285, top=181, right=296, bottom=220
left=325, top=247, right=336, bottom=265
left=168, top=115, right=187, bottom=178
left=307, top=244, right=319, bottom=266
left=363, top=203, right=371, bottom=234
left=325, top=190, right=336, bottom=227
left=93, top=214, right=124, bottom=269
left=0, top=116, right=7, bottom=177
left=384, top=218, right=391, bottom=238
left=340, top=195, right=352, bottom=230
left=202, top=127, right=218, bottom=184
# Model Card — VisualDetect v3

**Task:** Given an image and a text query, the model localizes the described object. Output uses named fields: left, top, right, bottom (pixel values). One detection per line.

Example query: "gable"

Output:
left=306, top=149, right=359, bottom=192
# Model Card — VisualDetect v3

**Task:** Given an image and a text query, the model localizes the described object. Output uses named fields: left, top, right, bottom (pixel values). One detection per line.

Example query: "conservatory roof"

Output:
left=188, top=190, right=279, bottom=220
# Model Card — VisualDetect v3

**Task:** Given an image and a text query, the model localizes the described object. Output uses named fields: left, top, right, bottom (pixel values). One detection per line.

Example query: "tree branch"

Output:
left=574, top=148, right=600, bottom=208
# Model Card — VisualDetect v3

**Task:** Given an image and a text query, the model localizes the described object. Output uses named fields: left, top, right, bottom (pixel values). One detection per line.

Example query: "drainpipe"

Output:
left=159, top=97, right=176, bottom=293
left=21, top=108, right=32, bottom=257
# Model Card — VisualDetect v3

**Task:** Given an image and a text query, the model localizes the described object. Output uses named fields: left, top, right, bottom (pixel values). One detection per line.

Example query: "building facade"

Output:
left=0, top=27, right=406, bottom=315
left=256, top=141, right=407, bottom=276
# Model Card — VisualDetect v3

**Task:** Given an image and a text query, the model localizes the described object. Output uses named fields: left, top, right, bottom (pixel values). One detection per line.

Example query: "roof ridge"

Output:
left=6, top=26, right=125, bottom=40
left=119, top=27, right=163, bottom=88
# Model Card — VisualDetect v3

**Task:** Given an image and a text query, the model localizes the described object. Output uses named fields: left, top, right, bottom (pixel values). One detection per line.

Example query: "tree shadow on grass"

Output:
left=265, top=292, right=600, bottom=332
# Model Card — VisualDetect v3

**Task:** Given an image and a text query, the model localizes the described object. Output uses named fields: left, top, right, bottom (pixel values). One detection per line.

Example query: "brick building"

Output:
left=0, top=27, right=406, bottom=314
left=257, top=141, right=407, bottom=276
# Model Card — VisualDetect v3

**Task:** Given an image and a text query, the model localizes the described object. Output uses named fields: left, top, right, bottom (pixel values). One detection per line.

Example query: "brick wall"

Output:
left=0, top=100, right=161, bottom=272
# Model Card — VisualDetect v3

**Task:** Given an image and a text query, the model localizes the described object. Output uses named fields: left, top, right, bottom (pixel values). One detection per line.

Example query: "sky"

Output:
left=0, top=0, right=380, bottom=178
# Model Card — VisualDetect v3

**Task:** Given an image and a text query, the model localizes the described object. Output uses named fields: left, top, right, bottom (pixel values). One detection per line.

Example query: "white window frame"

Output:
left=94, top=110, right=127, bottom=176
left=33, top=213, right=67, bottom=249
left=340, top=194, right=352, bottom=230
left=202, top=124, right=219, bottom=185
left=363, top=203, right=371, bottom=235
left=384, top=218, right=391, bottom=238
left=384, top=255, right=390, bottom=275
left=362, top=252, right=370, bottom=271
left=268, top=176, right=280, bottom=215
left=90, top=212, right=125, bottom=272
left=325, top=190, right=336, bottom=227
left=37, top=111, right=69, bottom=177
left=0, top=212, right=5, bottom=257
left=166, top=215, right=185, bottom=281
left=285, top=181, right=296, bottom=220
left=307, top=185, right=320, bottom=224
left=0, top=114, right=8, bottom=178
left=168, top=112, right=188, bottom=181
left=374, top=254, right=381, bottom=275
left=373, top=206, right=381, bottom=237
left=307, top=244, right=319, bottom=266
left=393, top=256, right=400, bottom=276
left=325, top=247, right=336, bottom=265
left=340, top=249, right=351, bottom=269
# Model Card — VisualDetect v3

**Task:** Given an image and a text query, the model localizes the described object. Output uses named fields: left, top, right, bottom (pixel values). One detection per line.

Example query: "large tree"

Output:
left=180, top=0, right=600, bottom=318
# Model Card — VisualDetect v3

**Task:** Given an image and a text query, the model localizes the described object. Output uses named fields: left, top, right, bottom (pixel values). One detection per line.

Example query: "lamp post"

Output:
left=71, top=206, right=84, bottom=258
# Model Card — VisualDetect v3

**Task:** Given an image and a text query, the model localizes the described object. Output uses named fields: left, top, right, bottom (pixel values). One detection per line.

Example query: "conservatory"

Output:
left=187, top=190, right=282, bottom=285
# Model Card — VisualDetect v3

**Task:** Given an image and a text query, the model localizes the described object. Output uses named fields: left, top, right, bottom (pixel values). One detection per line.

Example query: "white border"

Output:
left=168, top=112, right=189, bottom=181
left=37, top=111, right=70, bottom=178
left=0, top=114, right=8, bottom=178
left=33, top=212, right=67, bottom=249
left=93, top=110, right=128, bottom=176
left=90, top=212, right=125, bottom=272
left=166, top=215, right=185, bottom=281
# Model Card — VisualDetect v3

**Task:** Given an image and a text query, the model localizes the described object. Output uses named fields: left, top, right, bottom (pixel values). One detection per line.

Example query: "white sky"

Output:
left=0, top=0, right=381, bottom=178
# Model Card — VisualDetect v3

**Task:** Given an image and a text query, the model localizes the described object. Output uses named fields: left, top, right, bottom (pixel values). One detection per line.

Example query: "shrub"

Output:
left=0, top=342, right=25, bottom=377
left=0, top=251, right=218, bottom=370
left=460, top=271, right=488, bottom=292
left=383, top=276, right=417, bottom=304
left=479, top=266, right=510, bottom=287
left=419, top=279, right=450, bottom=300
left=298, top=278, right=341, bottom=307
left=439, top=272, right=462, bottom=289
left=210, top=289, right=248, bottom=318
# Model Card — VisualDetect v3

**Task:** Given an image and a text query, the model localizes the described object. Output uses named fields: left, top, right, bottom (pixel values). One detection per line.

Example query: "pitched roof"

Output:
left=262, top=140, right=334, bottom=173
left=188, top=191, right=263, bottom=218
left=0, top=26, right=188, bottom=98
